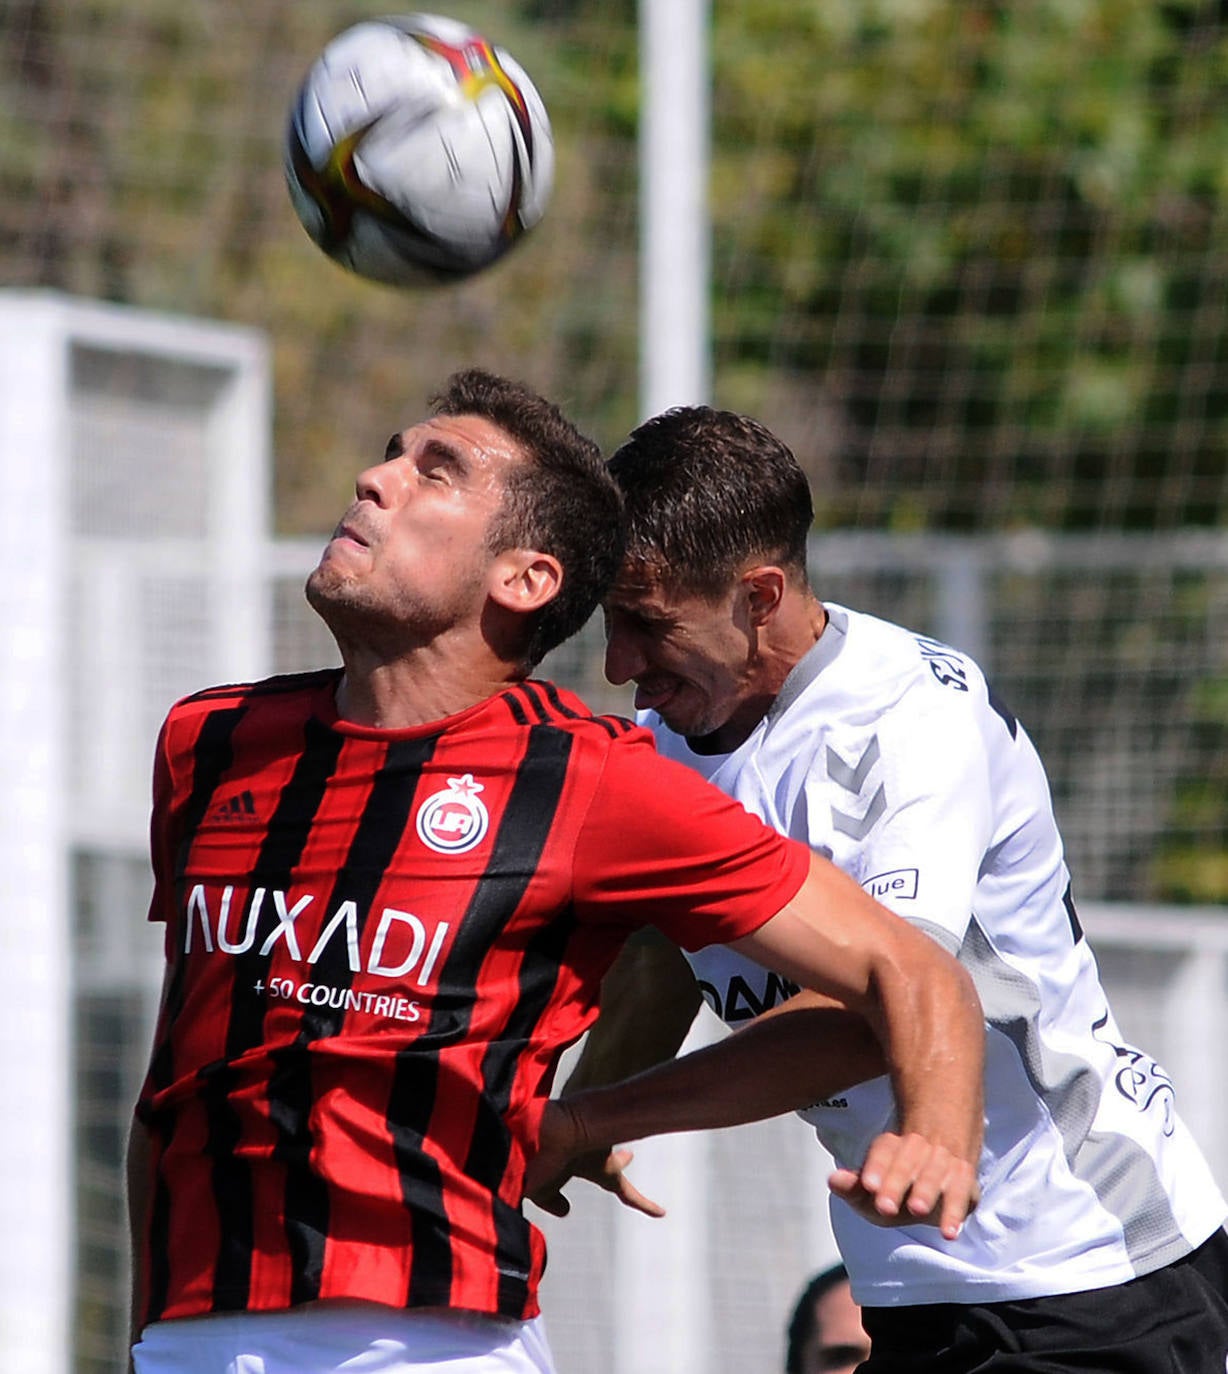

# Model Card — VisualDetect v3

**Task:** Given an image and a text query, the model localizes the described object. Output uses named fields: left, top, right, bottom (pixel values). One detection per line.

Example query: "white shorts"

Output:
left=132, top=1303, right=557, bottom=1374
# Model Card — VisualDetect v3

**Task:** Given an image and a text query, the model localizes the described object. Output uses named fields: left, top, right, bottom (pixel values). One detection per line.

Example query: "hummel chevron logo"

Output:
left=210, top=789, right=257, bottom=822
left=827, top=737, right=886, bottom=840
left=826, top=736, right=880, bottom=792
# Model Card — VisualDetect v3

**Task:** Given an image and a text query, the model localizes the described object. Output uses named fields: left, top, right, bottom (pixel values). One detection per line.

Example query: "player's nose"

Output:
left=603, top=621, right=646, bottom=686
left=355, top=459, right=406, bottom=508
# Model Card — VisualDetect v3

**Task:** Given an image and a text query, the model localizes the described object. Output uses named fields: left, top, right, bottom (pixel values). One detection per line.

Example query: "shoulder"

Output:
left=503, top=679, right=643, bottom=745
left=823, top=606, right=992, bottom=715
left=793, top=610, right=1006, bottom=783
left=509, top=681, right=751, bottom=800
left=161, top=667, right=340, bottom=734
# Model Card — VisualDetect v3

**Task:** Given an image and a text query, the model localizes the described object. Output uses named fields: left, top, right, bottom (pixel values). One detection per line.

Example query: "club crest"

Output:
left=415, top=773, right=490, bottom=854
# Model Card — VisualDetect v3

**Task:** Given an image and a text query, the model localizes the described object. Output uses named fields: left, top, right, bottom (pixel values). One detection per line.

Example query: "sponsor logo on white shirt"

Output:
left=862, top=868, right=919, bottom=901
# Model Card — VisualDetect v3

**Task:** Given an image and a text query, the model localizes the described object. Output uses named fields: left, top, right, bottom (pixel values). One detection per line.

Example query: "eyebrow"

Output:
left=419, top=436, right=467, bottom=471
left=607, top=599, right=671, bottom=627
left=383, top=430, right=469, bottom=472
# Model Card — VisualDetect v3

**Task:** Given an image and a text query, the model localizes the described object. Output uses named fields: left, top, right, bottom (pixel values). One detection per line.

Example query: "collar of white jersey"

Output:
left=764, top=602, right=849, bottom=732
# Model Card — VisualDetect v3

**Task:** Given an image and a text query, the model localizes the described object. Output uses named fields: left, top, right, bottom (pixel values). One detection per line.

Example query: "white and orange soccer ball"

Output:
left=284, top=14, right=554, bottom=288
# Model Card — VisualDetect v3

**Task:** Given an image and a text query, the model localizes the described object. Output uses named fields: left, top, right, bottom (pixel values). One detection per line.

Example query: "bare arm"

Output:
left=733, top=853, right=984, bottom=1237
left=529, top=933, right=890, bottom=1216
left=527, top=930, right=704, bottom=1217
left=535, top=993, right=883, bottom=1151
left=563, top=928, right=702, bottom=1093
left=533, top=854, right=983, bottom=1238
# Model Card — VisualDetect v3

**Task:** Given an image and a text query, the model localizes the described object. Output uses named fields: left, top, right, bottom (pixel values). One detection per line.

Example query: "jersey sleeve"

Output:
left=570, top=733, right=811, bottom=950
left=809, top=688, right=995, bottom=949
left=146, top=712, right=181, bottom=926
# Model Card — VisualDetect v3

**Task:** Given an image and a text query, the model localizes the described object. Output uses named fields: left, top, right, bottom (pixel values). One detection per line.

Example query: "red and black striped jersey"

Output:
left=135, top=670, right=810, bottom=1325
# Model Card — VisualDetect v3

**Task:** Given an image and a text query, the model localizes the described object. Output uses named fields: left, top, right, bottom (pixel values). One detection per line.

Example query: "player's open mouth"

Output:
left=333, top=522, right=370, bottom=549
left=634, top=678, right=681, bottom=714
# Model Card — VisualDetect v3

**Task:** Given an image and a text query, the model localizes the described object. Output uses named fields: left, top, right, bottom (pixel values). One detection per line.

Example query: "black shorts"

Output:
left=859, top=1228, right=1228, bottom=1373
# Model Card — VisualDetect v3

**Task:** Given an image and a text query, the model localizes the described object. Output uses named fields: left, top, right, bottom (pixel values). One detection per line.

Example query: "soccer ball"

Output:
left=285, top=14, right=554, bottom=288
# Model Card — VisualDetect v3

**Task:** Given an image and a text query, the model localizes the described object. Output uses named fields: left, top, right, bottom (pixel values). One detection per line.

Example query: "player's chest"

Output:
left=707, top=722, right=889, bottom=856
left=182, top=746, right=580, bottom=937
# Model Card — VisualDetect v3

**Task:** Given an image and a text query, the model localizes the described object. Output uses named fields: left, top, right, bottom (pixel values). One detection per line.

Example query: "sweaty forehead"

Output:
left=608, top=556, right=732, bottom=611
left=607, top=562, right=669, bottom=610
left=394, top=413, right=524, bottom=467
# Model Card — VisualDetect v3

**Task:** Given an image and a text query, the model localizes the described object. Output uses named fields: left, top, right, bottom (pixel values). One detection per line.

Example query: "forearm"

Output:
left=562, top=930, right=701, bottom=1094
left=732, top=854, right=986, bottom=1168
left=872, top=945, right=985, bottom=1162
left=560, top=999, right=884, bottom=1150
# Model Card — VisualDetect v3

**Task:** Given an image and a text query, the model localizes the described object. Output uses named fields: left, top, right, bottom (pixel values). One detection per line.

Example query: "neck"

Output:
left=777, top=589, right=828, bottom=667
left=692, top=592, right=827, bottom=755
left=333, top=639, right=525, bottom=729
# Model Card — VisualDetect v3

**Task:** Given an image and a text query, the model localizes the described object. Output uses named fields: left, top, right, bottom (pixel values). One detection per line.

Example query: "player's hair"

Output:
left=785, top=1263, right=852, bottom=1374
left=606, top=405, right=813, bottom=599
left=431, top=368, right=624, bottom=667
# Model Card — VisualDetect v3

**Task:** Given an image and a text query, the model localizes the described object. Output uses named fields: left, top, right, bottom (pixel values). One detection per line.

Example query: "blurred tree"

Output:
left=0, top=0, right=642, bottom=530
left=3, top=0, right=1228, bottom=903
left=706, top=0, right=1228, bottom=531
left=4, top=1, right=1227, bottom=531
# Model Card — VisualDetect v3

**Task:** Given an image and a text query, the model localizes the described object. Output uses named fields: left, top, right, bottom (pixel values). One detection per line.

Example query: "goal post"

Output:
left=0, top=290, right=272, bottom=1373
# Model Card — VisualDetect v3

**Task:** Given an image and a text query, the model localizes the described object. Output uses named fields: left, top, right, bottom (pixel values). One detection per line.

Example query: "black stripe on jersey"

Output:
left=987, top=680, right=1018, bottom=739
left=524, top=678, right=589, bottom=723
left=206, top=714, right=346, bottom=1313
left=1062, top=881, right=1085, bottom=944
left=144, top=703, right=247, bottom=1325
left=272, top=733, right=437, bottom=1307
left=535, top=680, right=581, bottom=718
left=476, top=726, right=578, bottom=1314
left=511, top=680, right=636, bottom=740
left=387, top=1051, right=453, bottom=1307
left=531, top=679, right=638, bottom=740
left=149, top=705, right=248, bottom=1097
left=399, top=723, right=575, bottom=1313
left=593, top=713, right=634, bottom=739
left=476, top=874, right=578, bottom=1316
left=527, top=680, right=633, bottom=740
left=518, top=681, right=555, bottom=724
left=183, top=667, right=341, bottom=706
left=500, top=687, right=532, bottom=728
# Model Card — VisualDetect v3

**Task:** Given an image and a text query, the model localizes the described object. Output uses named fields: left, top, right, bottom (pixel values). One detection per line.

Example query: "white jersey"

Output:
left=647, top=603, right=1226, bottom=1307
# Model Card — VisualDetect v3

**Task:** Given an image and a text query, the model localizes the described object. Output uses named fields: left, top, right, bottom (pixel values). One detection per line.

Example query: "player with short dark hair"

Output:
left=785, top=1263, right=869, bottom=1374
left=554, top=403, right=1228, bottom=1372
left=126, top=372, right=984, bottom=1374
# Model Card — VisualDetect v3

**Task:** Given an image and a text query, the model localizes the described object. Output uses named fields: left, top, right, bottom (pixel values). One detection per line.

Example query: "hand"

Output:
left=828, top=1131, right=980, bottom=1241
left=525, top=1100, right=665, bottom=1219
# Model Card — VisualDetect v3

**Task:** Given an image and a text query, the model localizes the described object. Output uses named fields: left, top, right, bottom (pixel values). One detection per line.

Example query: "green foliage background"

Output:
left=3, top=0, right=1228, bottom=900
left=10, top=11, right=1228, bottom=1368
left=5, top=1, right=1228, bottom=532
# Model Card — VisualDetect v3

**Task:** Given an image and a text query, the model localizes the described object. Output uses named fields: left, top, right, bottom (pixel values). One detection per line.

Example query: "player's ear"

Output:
left=489, top=548, right=563, bottom=616
left=742, top=565, right=787, bottom=627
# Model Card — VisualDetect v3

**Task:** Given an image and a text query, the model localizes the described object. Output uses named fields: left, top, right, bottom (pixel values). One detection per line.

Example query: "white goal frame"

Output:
left=0, top=290, right=270, bottom=1374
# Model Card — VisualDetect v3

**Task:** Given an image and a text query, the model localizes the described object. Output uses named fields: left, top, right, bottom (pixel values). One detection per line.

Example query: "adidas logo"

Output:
left=209, top=789, right=257, bottom=823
